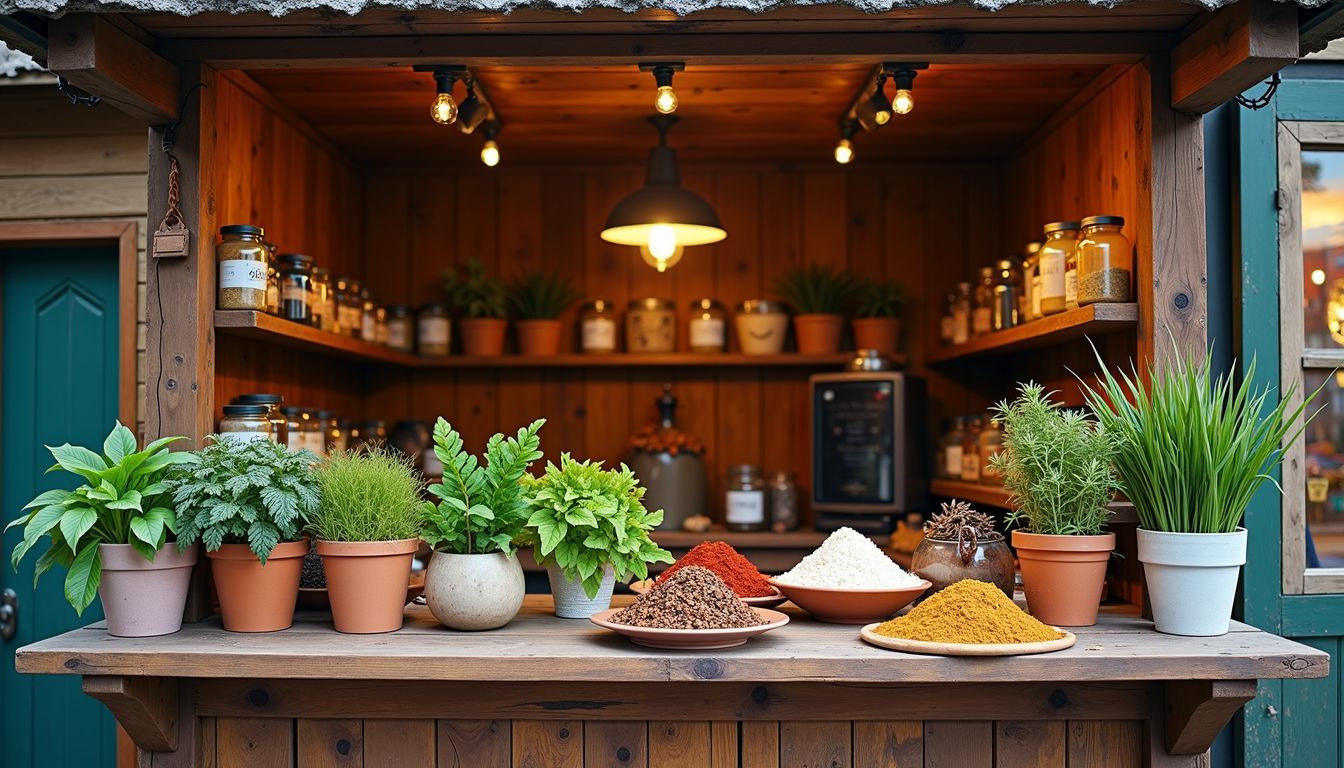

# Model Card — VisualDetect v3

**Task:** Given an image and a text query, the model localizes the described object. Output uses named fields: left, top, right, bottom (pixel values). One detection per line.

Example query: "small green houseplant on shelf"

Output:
left=422, top=417, right=545, bottom=630
left=1084, top=346, right=1318, bottom=636
left=445, top=257, right=509, bottom=357
left=7, top=422, right=197, bottom=637
left=168, top=438, right=319, bottom=633
left=311, top=448, right=425, bottom=634
left=508, top=271, right=581, bottom=357
left=853, top=278, right=906, bottom=356
left=773, top=263, right=860, bottom=354
left=989, top=382, right=1121, bottom=627
left=524, top=454, right=674, bottom=618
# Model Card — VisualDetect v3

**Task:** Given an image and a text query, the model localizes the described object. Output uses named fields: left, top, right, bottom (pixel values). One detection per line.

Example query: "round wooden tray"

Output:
left=629, top=579, right=787, bottom=609
left=590, top=607, right=790, bottom=650
left=858, top=624, right=1077, bottom=656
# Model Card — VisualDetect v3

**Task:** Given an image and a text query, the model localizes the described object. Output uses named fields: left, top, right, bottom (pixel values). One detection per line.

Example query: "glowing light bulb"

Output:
left=874, top=107, right=891, bottom=126
left=654, top=85, right=678, bottom=114
left=1313, top=268, right=1327, bottom=286
left=834, top=138, right=854, bottom=165
left=480, top=139, right=500, bottom=167
left=431, top=93, right=458, bottom=125
left=893, top=88, right=914, bottom=115
left=639, top=225, right=684, bottom=272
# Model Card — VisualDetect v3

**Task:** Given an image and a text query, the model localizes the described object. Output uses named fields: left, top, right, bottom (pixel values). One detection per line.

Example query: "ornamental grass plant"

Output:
left=311, top=448, right=425, bottom=542
left=772, top=263, right=861, bottom=315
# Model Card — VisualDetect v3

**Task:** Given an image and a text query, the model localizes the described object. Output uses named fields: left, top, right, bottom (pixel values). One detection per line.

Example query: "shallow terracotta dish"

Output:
left=629, top=579, right=788, bottom=609
left=859, top=624, right=1077, bottom=656
left=767, top=578, right=931, bottom=624
left=589, top=607, right=790, bottom=649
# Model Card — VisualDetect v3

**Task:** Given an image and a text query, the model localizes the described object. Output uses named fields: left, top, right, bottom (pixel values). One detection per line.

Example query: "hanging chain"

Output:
left=55, top=76, right=101, bottom=108
left=1236, top=72, right=1281, bottom=111
left=157, top=153, right=184, bottom=232
left=150, top=83, right=204, bottom=260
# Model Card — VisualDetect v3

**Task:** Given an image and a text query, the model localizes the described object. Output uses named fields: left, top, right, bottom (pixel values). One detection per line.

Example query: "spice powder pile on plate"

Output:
left=655, top=541, right=775, bottom=597
left=775, top=526, right=924, bottom=589
left=612, top=566, right=765, bottom=629
left=872, top=579, right=1062, bottom=644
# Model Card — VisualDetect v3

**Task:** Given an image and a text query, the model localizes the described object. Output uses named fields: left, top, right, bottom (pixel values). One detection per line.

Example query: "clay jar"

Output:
left=208, top=539, right=309, bottom=632
left=852, top=317, right=901, bottom=356
left=98, top=542, right=198, bottom=637
left=425, top=551, right=525, bottom=630
left=516, top=319, right=563, bottom=356
left=459, top=317, right=507, bottom=357
left=910, top=535, right=1014, bottom=602
left=1012, top=530, right=1115, bottom=627
left=316, top=538, right=419, bottom=633
left=793, top=313, right=846, bottom=354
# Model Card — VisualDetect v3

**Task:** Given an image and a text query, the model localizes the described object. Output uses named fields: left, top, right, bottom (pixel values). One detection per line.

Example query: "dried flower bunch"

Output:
left=626, top=423, right=704, bottom=456
left=923, top=499, right=1001, bottom=565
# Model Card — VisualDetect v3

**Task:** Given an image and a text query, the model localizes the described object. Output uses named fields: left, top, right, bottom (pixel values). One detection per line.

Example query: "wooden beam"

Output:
left=82, top=676, right=179, bottom=752
left=1163, top=680, right=1256, bottom=755
left=1171, top=0, right=1298, bottom=114
left=46, top=14, right=179, bottom=125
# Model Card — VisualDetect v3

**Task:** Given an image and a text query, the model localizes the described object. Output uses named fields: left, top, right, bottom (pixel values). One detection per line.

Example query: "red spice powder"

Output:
left=655, top=541, right=775, bottom=597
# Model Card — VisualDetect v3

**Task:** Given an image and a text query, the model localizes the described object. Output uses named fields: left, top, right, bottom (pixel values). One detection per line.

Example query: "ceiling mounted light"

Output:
left=428, top=67, right=462, bottom=125
left=869, top=73, right=893, bottom=126
left=480, top=123, right=501, bottom=167
left=601, top=114, right=726, bottom=273
left=640, top=62, right=685, bottom=115
left=890, top=65, right=921, bottom=115
left=834, top=120, right=857, bottom=165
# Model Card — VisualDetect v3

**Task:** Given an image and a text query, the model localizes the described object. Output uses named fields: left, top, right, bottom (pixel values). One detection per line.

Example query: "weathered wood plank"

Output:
left=295, top=720, right=362, bottom=767
left=216, top=718, right=293, bottom=768
left=741, top=721, right=780, bottom=768
left=710, top=721, right=739, bottom=768
left=1171, top=0, right=1298, bottom=114
left=0, top=175, right=146, bottom=220
left=1067, top=720, right=1144, bottom=767
left=46, top=14, right=179, bottom=124
left=780, top=721, right=851, bottom=768
left=995, top=721, right=1065, bottom=768
left=439, top=721, right=511, bottom=766
left=82, top=677, right=178, bottom=752
left=363, top=719, right=435, bottom=764
left=513, top=721, right=582, bottom=768
left=650, top=721, right=711, bottom=767
left=925, top=721, right=992, bottom=768
left=854, top=721, right=922, bottom=766
left=584, top=721, right=647, bottom=768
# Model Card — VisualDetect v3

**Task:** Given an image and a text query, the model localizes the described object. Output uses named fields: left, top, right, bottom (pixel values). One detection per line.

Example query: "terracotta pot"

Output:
left=460, top=317, right=507, bottom=357
left=1012, top=530, right=1115, bottom=627
left=208, top=539, right=308, bottom=632
left=425, top=550, right=525, bottom=630
left=98, top=542, right=198, bottom=638
left=852, top=317, right=901, bottom=356
left=516, top=319, right=563, bottom=356
left=316, top=538, right=419, bottom=634
left=793, top=313, right=846, bottom=354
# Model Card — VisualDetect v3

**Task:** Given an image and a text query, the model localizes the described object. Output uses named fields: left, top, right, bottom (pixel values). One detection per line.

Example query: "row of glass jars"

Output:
left=935, top=415, right=1005, bottom=486
left=217, top=393, right=388, bottom=456
left=581, top=298, right=799, bottom=355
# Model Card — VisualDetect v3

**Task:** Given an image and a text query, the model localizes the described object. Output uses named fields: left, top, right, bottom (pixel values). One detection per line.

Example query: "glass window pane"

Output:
left=1306, top=370, right=1344, bottom=568
left=1303, top=149, right=1344, bottom=348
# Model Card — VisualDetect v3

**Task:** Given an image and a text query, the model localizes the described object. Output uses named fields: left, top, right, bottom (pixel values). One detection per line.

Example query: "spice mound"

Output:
left=873, top=579, right=1062, bottom=644
left=612, top=566, right=766, bottom=630
left=775, top=526, right=924, bottom=590
left=655, top=541, right=775, bottom=597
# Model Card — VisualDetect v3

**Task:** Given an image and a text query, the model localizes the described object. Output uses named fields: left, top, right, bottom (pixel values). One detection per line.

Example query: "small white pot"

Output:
left=425, top=551, right=525, bottom=631
left=547, top=564, right=615, bottom=619
left=1137, top=527, right=1247, bottom=637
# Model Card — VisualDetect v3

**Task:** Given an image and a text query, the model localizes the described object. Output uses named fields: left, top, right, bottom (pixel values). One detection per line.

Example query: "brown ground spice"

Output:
left=873, top=579, right=1062, bottom=644
left=611, top=566, right=765, bottom=629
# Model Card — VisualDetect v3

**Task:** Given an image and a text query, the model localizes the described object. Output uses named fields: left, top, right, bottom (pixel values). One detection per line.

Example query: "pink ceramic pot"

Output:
left=98, top=542, right=198, bottom=637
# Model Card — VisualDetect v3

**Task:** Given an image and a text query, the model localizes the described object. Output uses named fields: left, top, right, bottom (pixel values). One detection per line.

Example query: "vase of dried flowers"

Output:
left=910, top=499, right=1014, bottom=601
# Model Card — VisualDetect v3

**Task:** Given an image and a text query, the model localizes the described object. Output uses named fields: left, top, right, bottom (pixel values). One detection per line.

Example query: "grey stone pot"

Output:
left=547, top=564, right=616, bottom=619
left=426, top=551, right=525, bottom=631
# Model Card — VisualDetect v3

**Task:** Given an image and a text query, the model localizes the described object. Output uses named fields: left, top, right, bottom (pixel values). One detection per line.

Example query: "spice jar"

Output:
left=940, top=416, right=966, bottom=480
left=951, top=283, right=971, bottom=345
left=725, top=464, right=767, bottom=532
left=1037, top=221, right=1079, bottom=316
left=688, top=299, right=727, bottom=353
left=627, top=298, right=676, bottom=353
left=418, top=302, right=451, bottom=357
left=302, top=409, right=326, bottom=457
left=940, top=293, right=956, bottom=345
left=386, top=304, right=415, bottom=353
left=991, top=258, right=1018, bottom=331
left=278, top=254, right=314, bottom=325
left=357, top=420, right=388, bottom=450
left=234, top=393, right=287, bottom=446
left=735, top=299, right=790, bottom=355
left=216, top=224, right=269, bottom=311
left=978, top=415, right=1005, bottom=486
left=1077, top=215, right=1133, bottom=304
left=971, top=267, right=994, bottom=337
left=218, top=404, right=272, bottom=444
left=318, top=410, right=346, bottom=454
left=580, top=300, right=619, bottom=353
left=334, top=277, right=360, bottom=336
left=311, top=267, right=334, bottom=332
left=282, top=407, right=306, bottom=452
left=360, top=288, right=378, bottom=343
left=960, top=417, right=983, bottom=482
left=375, top=306, right=389, bottom=346
left=767, top=471, right=800, bottom=532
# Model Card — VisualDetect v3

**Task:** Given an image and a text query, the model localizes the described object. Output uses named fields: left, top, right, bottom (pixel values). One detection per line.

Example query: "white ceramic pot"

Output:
left=547, top=564, right=615, bottom=619
left=1137, top=527, right=1247, bottom=637
left=734, top=311, right=790, bottom=355
left=425, top=551, right=525, bottom=631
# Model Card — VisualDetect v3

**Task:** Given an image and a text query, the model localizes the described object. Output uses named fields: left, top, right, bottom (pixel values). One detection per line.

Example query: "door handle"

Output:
left=0, top=588, right=16, bottom=641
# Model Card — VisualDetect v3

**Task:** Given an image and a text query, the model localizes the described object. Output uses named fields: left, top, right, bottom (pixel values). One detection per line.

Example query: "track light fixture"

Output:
left=836, top=62, right=930, bottom=160
left=834, top=120, right=857, bottom=165
left=640, top=62, right=685, bottom=115
left=480, top=123, right=501, bottom=167
left=890, top=65, right=921, bottom=115
left=428, top=67, right=462, bottom=125
left=869, top=73, right=893, bottom=126
left=456, top=81, right=489, bottom=134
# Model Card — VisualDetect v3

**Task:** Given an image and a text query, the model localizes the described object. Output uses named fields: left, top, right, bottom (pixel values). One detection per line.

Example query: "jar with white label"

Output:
left=216, top=224, right=269, bottom=311
left=580, top=300, right=618, bottom=353
left=386, top=304, right=414, bottom=353
left=278, top=254, right=314, bottom=325
left=725, top=464, right=767, bottom=532
left=218, top=404, right=272, bottom=444
left=234, top=393, right=286, bottom=446
left=283, top=407, right=306, bottom=452
left=1037, top=221, right=1079, bottom=315
left=627, top=299, right=676, bottom=353
left=418, top=302, right=451, bottom=357
left=688, top=299, right=727, bottom=352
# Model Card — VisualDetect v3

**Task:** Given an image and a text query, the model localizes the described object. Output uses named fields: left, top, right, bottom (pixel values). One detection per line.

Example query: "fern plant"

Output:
left=773, top=263, right=861, bottom=315
left=422, top=417, right=545, bottom=555
left=444, top=257, right=508, bottom=319
left=508, top=271, right=581, bottom=320
left=167, top=438, right=319, bottom=563
left=856, top=279, right=907, bottom=319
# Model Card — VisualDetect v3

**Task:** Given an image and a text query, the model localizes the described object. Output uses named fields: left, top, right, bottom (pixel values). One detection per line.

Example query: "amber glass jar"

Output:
left=627, top=298, right=676, bottom=353
left=234, top=393, right=287, bottom=446
left=334, top=277, right=359, bottom=336
left=978, top=415, right=1005, bottom=485
left=418, top=302, right=451, bottom=357
left=1037, top=222, right=1079, bottom=316
left=386, top=304, right=415, bottom=352
left=971, top=267, right=994, bottom=337
left=278, top=254, right=314, bottom=324
left=216, top=224, right=269, bottom=311
left=1077, top=216, right=1133, bottom=304
left=312, top=267, right=334, bottom=332
left=360, top=288, right=378, bottom=343
left=580, top=300, right=618, bottom=353
left=960, top=417, right=983, bottom=482
left=688, top=299, right=727, bottom=352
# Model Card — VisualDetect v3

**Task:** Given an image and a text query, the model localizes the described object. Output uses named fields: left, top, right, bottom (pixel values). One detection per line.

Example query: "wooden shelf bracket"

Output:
left=1163, top=679, right=1256, bottom=755
left=83, top=676, right=180, bottom=752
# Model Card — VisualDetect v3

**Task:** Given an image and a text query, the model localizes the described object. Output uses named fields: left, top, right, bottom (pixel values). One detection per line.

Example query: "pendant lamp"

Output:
left=601, top=115, right=726, bottom=272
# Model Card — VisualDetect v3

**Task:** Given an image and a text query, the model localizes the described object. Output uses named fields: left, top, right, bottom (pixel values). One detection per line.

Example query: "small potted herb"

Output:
left=311, top=448, right=425, bottom=634
left=7, top=422, right=197, bottom=637
left=853, top=278, right=906, bottom=356
left=910, top=499, right=1014, bottom=601
left=990, top=382, right=1121, bottom=627
left=773, top=263, right=860, bottom=354
left=508, top=271, right=580, bottom=357
left=524, top=455, right=674, bottom=618
left=422, top=417, right=544, bottom=630
left=444, top=257, right=508, bottom=357
left=168, top=438, right=318, bottom=633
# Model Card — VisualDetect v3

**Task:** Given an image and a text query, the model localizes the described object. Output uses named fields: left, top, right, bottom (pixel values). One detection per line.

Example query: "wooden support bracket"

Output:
left=1163, top=680, right=1256, bottom=755
left=83, top=676, right=179, bottom=752
left=1171, top=0, right=1298, bottom=114
left=46, top=14, right=179, bottom=125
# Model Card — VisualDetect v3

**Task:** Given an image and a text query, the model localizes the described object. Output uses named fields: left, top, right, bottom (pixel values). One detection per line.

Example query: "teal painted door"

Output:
left=0, top=246, right=119, bottom=767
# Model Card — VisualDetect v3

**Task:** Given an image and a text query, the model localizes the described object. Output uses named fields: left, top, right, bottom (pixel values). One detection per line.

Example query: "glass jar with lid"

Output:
left=991, top=258, right=1019, bottom=331
left=278, top=254, right=314, bottom=324
left=345, top=279, right=367, bottom=338
left=334, top=277, right=358, bottom=336
left=725, top=464, right=767, bottom=532
left=688, top=299, right=727, bottom=352
left=940, top=293, right=956, bottom=345
left=580, top=300, right=618, bottom=353
left=311, top=267, right=334, bottom=332
left=386, top=304, right=414, bottom=352
left=951, top=282, right=971, bottom=345
left=1077, top=215, right=1133, bottom=304
left=971, top=267, right=994, bottom=337
left=627, top=299, right=676, bottom=353
left=234, top=393, right=287, bottom=445
left=940, top=416, right=966, bottom=479
left=282, top=407, right=306, bottom=452
left=317, top=410, right=345, bottom=454
left=418, top=302, right=451, bottom=357
left=978, top=415, right=1005, bottom=485
left=360, top=288, right=378, bottom=343
left=218, top=404, right=272, bottom=444
left=1038, top=221, right=1080, bottom=315
left=216, top=224, right=269, bottom=311
left=767, top=471, right=800, bottom=532
left=734, top=300, right=790, bottom=355
left=960, top=416, right=983, bottom=482
left=265, top=254, right=281, bottom=315
left=375, top=306, right=389, bottom=346
left=301, top=410, right=326, bottom=457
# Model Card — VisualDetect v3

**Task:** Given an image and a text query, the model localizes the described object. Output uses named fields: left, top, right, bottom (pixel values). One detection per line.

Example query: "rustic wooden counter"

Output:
left=17, top=596, right=1328, bottom=767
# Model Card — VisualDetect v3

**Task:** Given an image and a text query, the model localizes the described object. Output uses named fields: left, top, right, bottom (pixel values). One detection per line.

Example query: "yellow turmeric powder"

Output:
left=873, top=579, right=1062, bottom=644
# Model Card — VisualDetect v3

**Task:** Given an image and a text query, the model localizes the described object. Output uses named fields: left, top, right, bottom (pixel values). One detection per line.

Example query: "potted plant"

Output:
left=853, top=278, right=906, bottom=356
left=445, top=257, right=508, bottom=357
left=422, top=417, right=544, bottom=630
left=524, top=455, right=674, bottom=618
left=1084, top=349, right=1317, bottom=636
left=508, top=270, right=580, bottom=356
left=311, top=448, right=425, bottom=634
left=910, top=499, right=1014, bottom=601
left=990, top=382, right=1121, bottom=627
left=168, top=438, right=318, bottom=632
left=7, top=422, right=198, bottom=637
left=773, top=263, right=860, bottom=354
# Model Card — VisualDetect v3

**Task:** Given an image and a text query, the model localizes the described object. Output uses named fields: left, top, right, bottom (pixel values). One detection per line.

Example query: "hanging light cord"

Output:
left=1235, top=72, right=1280, bottom=110
left=55, top=75, right=100, bottom=107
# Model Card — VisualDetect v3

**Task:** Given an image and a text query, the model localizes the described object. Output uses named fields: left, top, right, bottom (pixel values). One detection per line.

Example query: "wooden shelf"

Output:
left=929, top=479, right=1138, bottom=525
left=214, top=311, right=423, bottom=365
left=927, top=303, right=1138, bottom=364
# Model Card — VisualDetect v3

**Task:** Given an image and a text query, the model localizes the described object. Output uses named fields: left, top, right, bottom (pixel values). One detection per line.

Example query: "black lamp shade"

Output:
left=601, top=144, right=726, bottom=248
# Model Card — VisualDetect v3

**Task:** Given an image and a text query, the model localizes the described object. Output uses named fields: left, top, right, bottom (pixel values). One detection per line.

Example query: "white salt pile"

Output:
left=775, top=526, right=924, bottom=589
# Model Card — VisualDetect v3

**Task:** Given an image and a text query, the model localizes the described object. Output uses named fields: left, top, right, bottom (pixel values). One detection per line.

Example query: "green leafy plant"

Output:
left=6, top=422, right=194, bottom=614
left=989, top=382, right=1121, bottom=536
left=444, top=257, right=508, bottom=319
left=422, top=417, right=545, bottom=555
left=773, top=263, right=861, bottom=315
left=168, top=438, right=319, bottom=563
left=523, top=455, right=674, bottom=598
left=310, top=448, right=425, bottom=542
left=508, top=271, right=581, bottom=320
left=1082, top=345, right=1320, bottom=534
left=856, top=279, right=907, bottom=319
